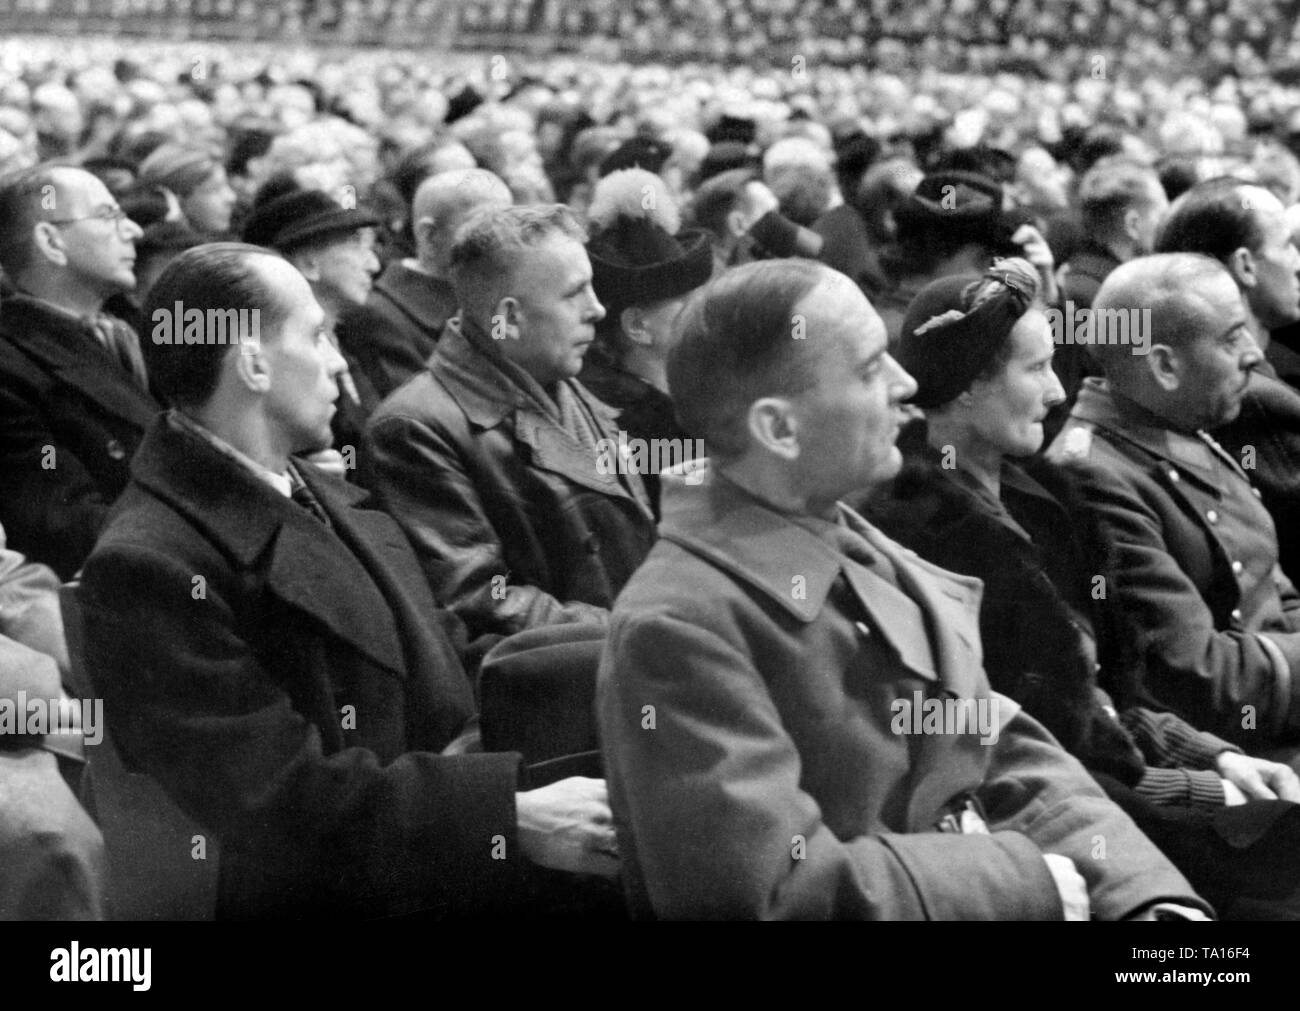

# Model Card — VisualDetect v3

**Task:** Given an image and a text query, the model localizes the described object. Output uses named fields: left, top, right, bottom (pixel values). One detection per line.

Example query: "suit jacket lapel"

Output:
left=300, top=464, right=478, bottom=737
left=435, top=321, right=647, bottom=506
left=839, top=526, right=985, bottom=699
left=130, top=417, right=405, bottom=677
left=0, top=299, right=158, bottom=425
left=512, top=409, right=638, bottom=499
left=262, top=511, right=407, bottom=679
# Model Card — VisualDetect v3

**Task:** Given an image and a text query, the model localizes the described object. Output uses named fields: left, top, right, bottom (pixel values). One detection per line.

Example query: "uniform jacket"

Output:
left=1047, top=378, right=1300, bottom=750
left=597, top=466, right=1207, bottom=920
left=336, top=261, right=454, bottom=400
left=1214, top=361, right=1300, bottom=587
left=0, top=294, right=160, bottom=578
left=79, top=414, right=524, bottom=919
left=366, top=318, right=655, bottom=639
left=865, top=431, right=1237, bottom=807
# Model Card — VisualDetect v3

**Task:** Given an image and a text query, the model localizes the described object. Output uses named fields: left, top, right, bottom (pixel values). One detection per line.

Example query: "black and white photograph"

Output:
left=0, top=0, right=1291, bottom=988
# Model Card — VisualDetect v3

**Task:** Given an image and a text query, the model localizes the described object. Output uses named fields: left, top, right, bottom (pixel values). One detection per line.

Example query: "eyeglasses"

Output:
left=45, top=206, right=134, bottom=232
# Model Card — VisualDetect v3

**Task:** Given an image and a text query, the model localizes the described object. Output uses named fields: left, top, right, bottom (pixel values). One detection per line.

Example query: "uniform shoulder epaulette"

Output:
left=1059, top=425, right=1093, bottom=461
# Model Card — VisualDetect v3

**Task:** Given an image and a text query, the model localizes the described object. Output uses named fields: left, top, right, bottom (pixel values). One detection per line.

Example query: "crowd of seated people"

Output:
left=6, top=0, right=1300, bottom=74
left=8, top=35, right=1300, bottom=920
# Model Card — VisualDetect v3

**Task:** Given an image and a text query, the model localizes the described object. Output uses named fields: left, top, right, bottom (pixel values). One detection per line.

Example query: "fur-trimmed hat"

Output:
left=585, top=168, right=713, bottom=312
left=599, top=136, right=672, bottom=178
left=895, top=170, right=1010, bottom=249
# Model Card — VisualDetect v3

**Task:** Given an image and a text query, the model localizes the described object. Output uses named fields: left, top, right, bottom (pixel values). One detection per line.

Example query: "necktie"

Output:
left=289, top=473, right=332, bottom=527
left=88, top=313, right=149, bottom=391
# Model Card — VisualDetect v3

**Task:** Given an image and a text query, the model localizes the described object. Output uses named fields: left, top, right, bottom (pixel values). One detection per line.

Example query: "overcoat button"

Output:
left=106, top=438, right=126, bottom=461
left=1205, top=509, right=1219, bottom=524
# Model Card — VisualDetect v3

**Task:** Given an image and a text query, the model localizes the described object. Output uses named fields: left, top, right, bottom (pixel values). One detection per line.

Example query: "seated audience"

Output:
left=1156, top=179, right=1300, bottom=584
left=79, top=242, right=617, bottom=919
left=0, top=164, right=158, bottom=578
left=367, top=204, right=656, bottom=639
left=597, top=256, right=1211, bottom=920
left=1049, top=254, right=1300, bottom=759
left=870, top=257, right=1300, bottom=919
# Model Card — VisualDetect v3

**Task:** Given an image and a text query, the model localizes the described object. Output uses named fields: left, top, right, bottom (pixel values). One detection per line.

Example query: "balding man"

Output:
left=598, top=257, right=1209, bottom=920
left=0, top=164, right=156, bottom=577
left=338, top=168, right=512, bottom=399
left=1048, top=253, right=1300, bottom=758
left=1156, top=178, right=1300, bottom=583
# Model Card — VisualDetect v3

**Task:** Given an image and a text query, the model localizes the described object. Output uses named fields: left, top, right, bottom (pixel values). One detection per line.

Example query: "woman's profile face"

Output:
left=963, top=308, right=1065, bottom=458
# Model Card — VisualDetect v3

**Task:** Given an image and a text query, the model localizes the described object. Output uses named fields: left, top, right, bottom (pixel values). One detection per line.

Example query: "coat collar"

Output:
left=374, top=261, right=455, bottom=331
left=128, top=413, right=407, bottom=676
left=0, top=293, right=159, bottom=426
left=1069, top=377, right=1237, bottom=491
left=432, top=318, right=649, bottom=509
left=657, top=464, right=985, bottom=690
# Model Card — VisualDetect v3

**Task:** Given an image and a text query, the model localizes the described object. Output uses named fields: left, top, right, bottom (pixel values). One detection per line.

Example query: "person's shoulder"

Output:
left=368, top=367, right=453, bottom=427
left=85, top=482, right=222, bottom=582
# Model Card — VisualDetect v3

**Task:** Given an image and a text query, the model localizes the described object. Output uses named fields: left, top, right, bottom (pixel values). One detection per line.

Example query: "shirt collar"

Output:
left=168, top=409, right=293, bottom=498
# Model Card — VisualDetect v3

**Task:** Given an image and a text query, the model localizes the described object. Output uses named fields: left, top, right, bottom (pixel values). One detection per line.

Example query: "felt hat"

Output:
left=241, top=188, right=379, bottom=252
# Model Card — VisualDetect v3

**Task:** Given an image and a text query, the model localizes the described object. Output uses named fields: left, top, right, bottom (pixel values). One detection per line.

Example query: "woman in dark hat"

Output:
left=866, top=257, right=1300, bottom=919
left=581, top=168, right=713, bottom=514
left=242, top=187, right=383, bottom=479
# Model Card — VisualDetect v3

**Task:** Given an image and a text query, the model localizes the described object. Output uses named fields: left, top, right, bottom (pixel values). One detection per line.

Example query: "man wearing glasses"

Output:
left=0, top=164, right=158, bottom=578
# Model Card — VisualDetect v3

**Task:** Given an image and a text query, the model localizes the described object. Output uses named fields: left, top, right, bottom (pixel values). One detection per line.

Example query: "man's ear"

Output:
left=746, top=396, right=799, bottom=460
left=1122, top=206, right=1142, bottom=243
left=1146, top=343, right=1182, bottom=392
left=490, top=295, right=521, bottom=341
left=621, top=305, right=652, bottom=346
left=233, top=341, right=271, bottom=394
left=291, top=250, right=321, bottom=283
left=1226, top=246, right=1255, bottom=290
left=726, top=208, right=749, bottom=240
left=30, top=221, right=67, bottom=268
left=414, top=215, right=436, bottom=248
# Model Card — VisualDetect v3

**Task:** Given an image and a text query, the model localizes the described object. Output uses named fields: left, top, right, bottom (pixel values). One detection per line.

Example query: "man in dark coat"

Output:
left=336, top=168, right=512, bottom=401
left=367, top=205, right=655, bottom=640
left=597, top=257, right=1210, bottom=920
left=1048, top=253, right=1300, bottom=760
left=0, top=164, right=158, bottom=578
left=79, top=243, right=618, bottom=919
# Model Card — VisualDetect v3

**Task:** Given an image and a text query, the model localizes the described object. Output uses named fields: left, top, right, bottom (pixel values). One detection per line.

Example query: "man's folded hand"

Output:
left=516, top=776, right=620, bottom=878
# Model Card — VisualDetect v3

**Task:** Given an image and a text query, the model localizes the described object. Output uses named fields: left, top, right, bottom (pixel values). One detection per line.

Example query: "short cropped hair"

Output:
left=141, top=242, right=292, bottom=409
left=688, top=168, right=757, bottom=238
left=668, top=258, right=834, bottom=459
left=1090, top=252, right=1233, bottom=373
left=449, top=203, right=586, bottom=322
left=1078, top=156, right=1164, bottom=237
left=0, top=163, right=62, bottom=280
left=1155, top=177, right=1264, bottom=261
